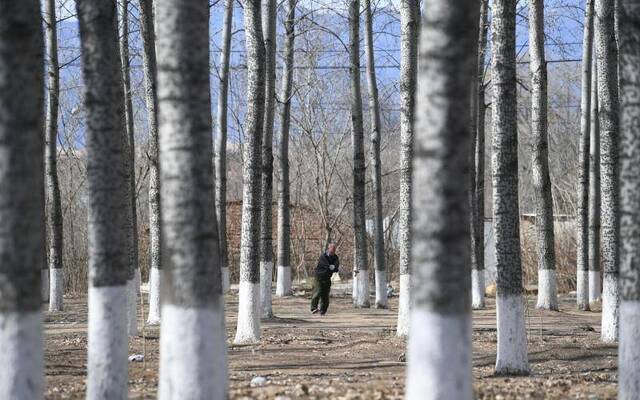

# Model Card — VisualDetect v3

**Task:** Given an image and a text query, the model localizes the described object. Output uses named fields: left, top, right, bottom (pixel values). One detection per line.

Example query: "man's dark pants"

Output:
left=311, top=276, right=331, bottom=313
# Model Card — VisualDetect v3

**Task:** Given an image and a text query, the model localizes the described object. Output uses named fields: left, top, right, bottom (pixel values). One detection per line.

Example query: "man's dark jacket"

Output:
left=315, top=252, right=340, bottom=280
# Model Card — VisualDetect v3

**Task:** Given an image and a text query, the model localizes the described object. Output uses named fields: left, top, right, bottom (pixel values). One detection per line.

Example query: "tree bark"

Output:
left=276, top=0, right=297, bottom=298
left=588, top=54, right=602, bottom=305
left=618, top=2, right=640, bottom=395
left=405, top=1, right=478, bottom=398
left=215, top=0, right=234, bottom=295
left=529, top=0, right=557, bottom=311
left=0, top=2, right=45, bottom=397
left=154, top=0, right=228, bottom=397
left=595, top=0, right=620, bottom=343
left=234, top=0, right=266, bottom=344
left=577, top=0, right=594, bottom=311
left=491, top=0, right=529, bottom=375
left=45, top=0, right=65, bottom=312
left=76, top=0, right=132, bottom=396
left=349, top=0, right=370, bottom=308
left=138, top=0, right=163, bottom=326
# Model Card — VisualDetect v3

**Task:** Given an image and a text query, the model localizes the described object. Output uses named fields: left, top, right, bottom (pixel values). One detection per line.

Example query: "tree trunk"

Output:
left=595, top=0, right=620, bottom=343
left=363, top=0, right=387, bottom=309
left=577, top=0, right=594, bottom=311
left=529, top=0, right=557, bottom=311
left=119, top=0, right=140, bottom=337
left=405, top=1, right=478, bottom=398
left=470, top=0, right=489, bottom=311
left=260, top=0, right=277, bottom=319
left=155, top=0, right=228, bottom=397
left=76, top=0, right=132, bottom=396
left=234, top=0, right=266, bottom=344
left=396, top=0, right=419, bottom=336
left=45, top=0, right=65, bottom=312
left=588, top=54, right=602, bottom=305
left=275, top=0, right=297, bottom=298
left=0, top=2, right=45, bottom=397
left=138, top=0, right=162, bottom=326
left=491, top=0, right=529, bottom=375
left=349, top=0, right=370, bottom=308
left=215, top=0, right=234, bottom=295
left=618, top=2, right=640, bottom=395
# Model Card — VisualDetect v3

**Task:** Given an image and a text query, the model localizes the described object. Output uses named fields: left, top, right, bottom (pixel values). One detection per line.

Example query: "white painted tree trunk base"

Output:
left=374, top=270, right=388, bottom=309
left=355, top=269, right=370, bottom=308
left=127, top=276, right=139, bottom=337
left=619, top=301, right=640, bottom=399
left=536, top=269, right=558, bottom=310
left=471, top=269, right=485, bottom=309
left=260, top=261, right=273, bottom=318
left=495, top=294, right=529, bottom=375
left=406, top=310, right=472, bottom=400
left=601, top=273, right=619, bottom=343
left=396, top=273, right=410, bottom=337
left=576, top=269, right=589, bottom=310
left=42, top=269, right=49, bottom=303
left=352, top=271, right=358, bottom=302
left=147, top=268, right=162, bottom=325
left=159, top=303, right=228, bottom=400
left=234, top=281, right=261, bottom=344
left=589, top=270, right=601, bottom=304
left=275, top=266, right=292, bottom=297
left=221, top=267, right=230, bottom=294
left=49, top=268, right=64, bottom=312
left=87, top=285, right=128, bottom=400
left=0, top=311, right=43, bottom=399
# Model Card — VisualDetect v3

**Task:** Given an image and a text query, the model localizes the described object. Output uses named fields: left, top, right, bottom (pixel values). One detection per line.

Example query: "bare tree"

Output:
left=76, top=0, right=132, bottom=396
left=577, top=0, right=594, bottom=311
left=215, top=0, right=234, bottom=294
left=529, top=0, right=557, bottom=311
left=491, top=0, right=529, bottom=375
left=406, top=0, right=478, bottom=397
left=275, top=0, right=297, bottom=297
left=155, top=0, right=228, bottom=397
left=618, top=2, right=640, bottom=395
left=349, top=0, right=370, bottom=308
left=45, top=0, right=65, bottom=312
left=589, top=55, right=601, bottom=305
left=396, top=0, right=419, bottom=336
left=235, top=0, right=266, bottom=343
left=470, top=0, right=489, bottom=310
left=0, top=2, right=45, bottom=397
left=260, top=0, right=277, bottom=319
left=595, top=0, right=620, bottom=343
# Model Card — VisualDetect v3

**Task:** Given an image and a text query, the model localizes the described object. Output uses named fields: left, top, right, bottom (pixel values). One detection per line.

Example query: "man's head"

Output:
left=327, top=241, right=337, bottom=256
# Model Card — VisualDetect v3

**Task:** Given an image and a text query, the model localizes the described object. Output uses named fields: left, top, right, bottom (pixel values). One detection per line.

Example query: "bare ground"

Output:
left=44, top=285, right=617, bottom=399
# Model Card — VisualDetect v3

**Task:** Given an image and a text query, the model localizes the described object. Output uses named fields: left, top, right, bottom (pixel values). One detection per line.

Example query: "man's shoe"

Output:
left=311, top=309, right=319, bottom=314
left=319, top=311, right=326, bottom=316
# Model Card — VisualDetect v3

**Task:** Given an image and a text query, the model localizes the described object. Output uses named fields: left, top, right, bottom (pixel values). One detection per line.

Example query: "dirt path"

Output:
left=44, top=290, right=617, bottom=399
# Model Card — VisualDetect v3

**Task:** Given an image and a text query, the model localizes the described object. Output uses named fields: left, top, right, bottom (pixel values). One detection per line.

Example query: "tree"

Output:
left=45, top=0, right=65, bottom=312
left=491, top=0, right=529, bottom=375
left=138, top=0, right=163, bottom=326
left=76, top=0, right=132, bottom=396
left=349, top=0, right=370, bottom=308
left=363, top=0, right=387, bottom=309
left=405, top=0, right=478, bottom=397
left=119, top=0, right=140, bottom=337
left=260, top=0, right=277, bottom=319
left=275, top=0, right=297, bottom=298
left=618, top=2, right=640, bottom=396
left=470, top=0, right=489, bottom=310
left=396, top=0, right=419, bottom=336
left=529, top=0, right=557, bottom=311
left=577, top=0, right=594, bottom=311
left=589, top=55, right=601, bottom=305
left=215, top=0, right=234, bottom=295
left=234, top=0, right=266, bottom=344
left=155, top=0, right=228, bottom=397
left=595, top=0, right=620, bottom=343
left=0, top=2, right=45, bottom=397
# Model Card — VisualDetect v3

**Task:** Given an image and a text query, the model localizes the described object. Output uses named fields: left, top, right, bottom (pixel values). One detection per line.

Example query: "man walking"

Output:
left=311, top=242, right=340, bottom=315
